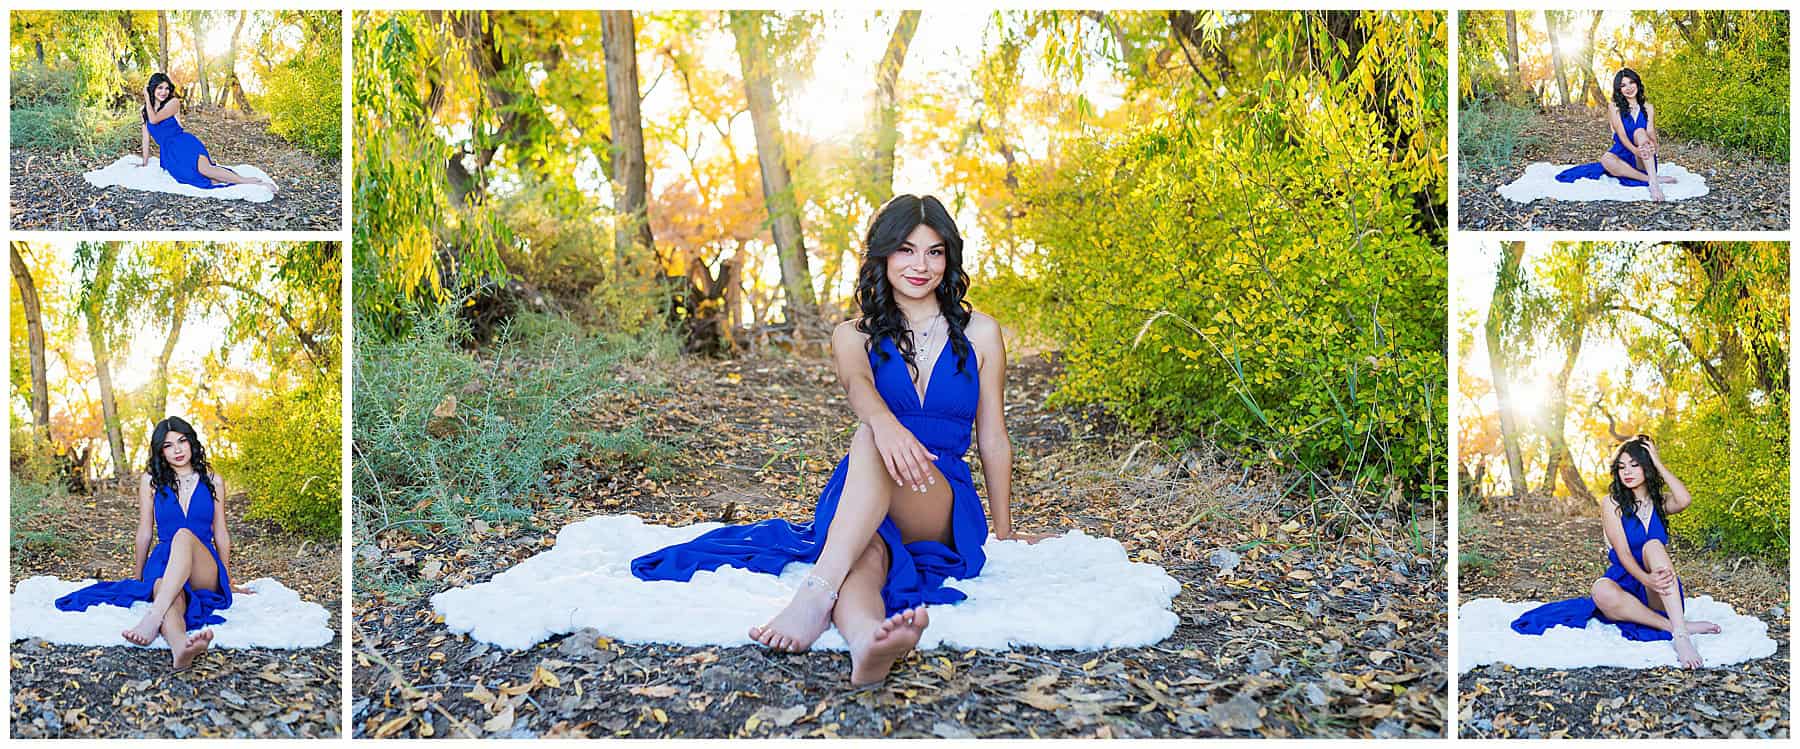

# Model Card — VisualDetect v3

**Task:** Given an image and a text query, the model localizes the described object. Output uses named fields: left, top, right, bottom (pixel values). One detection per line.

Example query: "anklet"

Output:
left=802, top=573, right=838, bottom=601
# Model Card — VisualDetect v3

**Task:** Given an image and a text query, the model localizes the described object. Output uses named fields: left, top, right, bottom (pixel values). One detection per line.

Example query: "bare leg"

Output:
left=1590, top=577, right=1713, bottom=633
left=751, top=424, right=898, bottom=651
left=157, top=590, right=213, bottom=670
left=1642, top=540, right=1703, bottom=667
left=1632, top=129, right=1667, bottom=200
left=196, top=157, right=276, bottom=192
left=834, top=537, right=935, bottom=685
left=1599, top=152, right=1655, bottom=183
left=124, top=530, right=197, bottom=644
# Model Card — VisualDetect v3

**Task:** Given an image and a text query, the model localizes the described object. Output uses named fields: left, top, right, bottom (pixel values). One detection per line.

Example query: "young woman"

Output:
left=137, top=72, right=277, bottom=192
left=1554, top=68, right=1679, bottom=201
left=55, top=417, right=254, bottom=671
left=632, top=194, right=1050, bottom=685
left=1511, top=435, right=1718, bottom=668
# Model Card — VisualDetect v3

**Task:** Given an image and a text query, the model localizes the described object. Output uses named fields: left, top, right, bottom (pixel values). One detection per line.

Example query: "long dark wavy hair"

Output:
left=853, top=194, right=973, bottom=377
left=1611, top=68, right=1647, bottom=117
left=142, top=72, right=179, bottom=123
left=147, top=416, right=216, bottom=501
left=1609, top=437, right=1665, bottom=520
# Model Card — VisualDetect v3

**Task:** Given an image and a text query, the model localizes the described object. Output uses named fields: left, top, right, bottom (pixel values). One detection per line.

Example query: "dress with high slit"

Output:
left=1556, top=105, right=1653, bottom=186
left=1510, top=508, right=1681, bottom=642
left=146, top=108, right=235, bottom=189
left=632, top=334, right=988, bottom=616
left=54, top=479, right=234, bottom=631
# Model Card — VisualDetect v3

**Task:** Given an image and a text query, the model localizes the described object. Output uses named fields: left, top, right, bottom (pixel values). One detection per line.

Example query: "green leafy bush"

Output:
left=1661, top=396, right=1789, bottom=557
left=10, top=62, right=136, bottom=155
left=1019, top=82, right=1446, bottom=503
left=352, top=307, right=674, bottom=548
left=261, top=42, right=342, bottom=159
left=1458, top=96, right=1543, bottom=172
left=9, top=426, right=72, bottom=551
left=217, top=375, right=342, bottom=539
left=1642, top=13, right=1788, bottom=161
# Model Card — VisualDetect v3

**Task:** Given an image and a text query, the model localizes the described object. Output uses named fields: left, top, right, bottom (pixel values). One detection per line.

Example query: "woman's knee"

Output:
left=1632, top=128, right=1651, bottom=146
left=1641, top=538, right=1671, bottom=566
left=1591, top=579, right=1620, bottom=609
left=171, top=528, right=199, bottom=547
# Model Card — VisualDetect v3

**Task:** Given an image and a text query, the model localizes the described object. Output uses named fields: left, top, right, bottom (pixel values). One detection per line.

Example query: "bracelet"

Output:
left=801, top=573, right=838, bottom=601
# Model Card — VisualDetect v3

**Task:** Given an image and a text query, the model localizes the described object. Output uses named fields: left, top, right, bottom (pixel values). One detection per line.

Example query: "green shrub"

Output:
left=217, top=374, right=342, bottom=539
left=261, top=48, right=342, bottom=159
left=1642, top=13, right=1789, bottom=161
left=1661, top=396, right=1789, bottom=558
left=9, top=426, right=71, bottom=551
left=352, top=306, right=674, bottom=548
left=1458, top=96, right=1543, bottom=172
left=1019, top=82, right=1446, bottom=503
left=10, top=101, right=137, bottom=156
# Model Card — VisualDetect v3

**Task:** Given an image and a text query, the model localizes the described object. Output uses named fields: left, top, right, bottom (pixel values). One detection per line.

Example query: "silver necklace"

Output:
left=910, top=314, right=944, bottom=385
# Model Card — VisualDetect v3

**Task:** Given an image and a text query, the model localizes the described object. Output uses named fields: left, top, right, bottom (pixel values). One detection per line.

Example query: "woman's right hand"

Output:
left=871, top=418, right=937, bottom=492
left=1643, top=566, right=1677, bottom=596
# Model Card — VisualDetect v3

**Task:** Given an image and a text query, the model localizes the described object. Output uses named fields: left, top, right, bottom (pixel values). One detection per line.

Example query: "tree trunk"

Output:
left=864, top=10, right=921, bottom=208
left=730, top=11, right=816, bottom=324
left=1504, top=12, right=1522, bottom=93
left=1543, top=325, right=1594, bottom=502
left=188, top=11, right=210, bottom=106
left=151, top=286, right=190, bottom=419
left=157, top=11, right=170, bottom=72
left=1544, top=11, right=1574, bottom=107
left=83, top=248, right=130, bottom=482
left=600, top=11, right=656, bottom=270
left=222, top=11, right=247, bottom=110
left=1486, top=242, right=1529, bottom=500
left=1578, top=12, right=1605, bottom=106
left=10, top=242, right=51, bottom=434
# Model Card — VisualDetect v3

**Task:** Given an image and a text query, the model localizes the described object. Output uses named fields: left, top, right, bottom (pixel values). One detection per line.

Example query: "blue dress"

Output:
left=1556, top=105, right=1651, bottom=186
left=55, top=479, right=234, bottom=631
left=632, top=334, right=989, bottom=616
left=146, top=109, right=234, bottom=189
left=1510, top=508, right=1682, bottom=642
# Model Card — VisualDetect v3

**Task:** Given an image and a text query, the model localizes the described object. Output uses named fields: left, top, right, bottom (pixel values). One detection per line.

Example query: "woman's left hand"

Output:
left=1636, top=433, right=1662, bottom=465
left=998, top=530, right=1057, bottom=544
left=231, top=583, right=256, bottom=594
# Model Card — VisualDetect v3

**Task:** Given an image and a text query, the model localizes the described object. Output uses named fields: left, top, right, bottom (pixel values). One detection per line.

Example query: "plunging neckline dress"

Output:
left=1510, top=508, right=1683, bottom=642
left=1556, top=105, right=1654, bottom=187
left=55, top=479, right=235, bottom=631
left=146, top=105, right=236, bottom=189
left=632, top=333, right=988, bottom=616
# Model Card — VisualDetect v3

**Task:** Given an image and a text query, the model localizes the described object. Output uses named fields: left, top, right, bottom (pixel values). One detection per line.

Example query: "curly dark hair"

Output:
left=146, top=416, right=217, bottom=501
left=1611, top=68, right=1647, bottom=117
left=853, top=194, right=973, bottom=377
left=142, top=72, right=181, bottom=124
left=1609, top=437, right=1665, bottom=520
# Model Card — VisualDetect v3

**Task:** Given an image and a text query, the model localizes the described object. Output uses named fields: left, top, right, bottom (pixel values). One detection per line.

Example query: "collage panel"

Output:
left=1453, top=239, right=1789, bottom=737
left=8, top=9, right=343, bottom=231
left=1456, top=10, right=1789, bottom=231
left=8, top=240, right=343, bottom=737
left=349, top=9, right=1448, bottom=739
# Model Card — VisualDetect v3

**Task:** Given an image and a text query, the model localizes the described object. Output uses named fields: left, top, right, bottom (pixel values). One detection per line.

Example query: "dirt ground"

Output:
left=352, top=351, right=1447, bottom=738
left=1457, top=502, right=1789, bottom=739
left=9, top=479, right=342, bottom=739
left=1458, top=106, right=1789, bottom=231
left=9, top=106, right=340, bottom=231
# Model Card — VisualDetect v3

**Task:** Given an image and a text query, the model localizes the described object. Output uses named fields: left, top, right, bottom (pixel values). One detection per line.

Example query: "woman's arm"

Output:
left=1641, top=435, right=1691, bottom=514
left=145, top=98, right=180, bottom=125
left=213, top=474, right=232, bottom=573
left=132, top=474, right=154, bottom=579
left=1645, top=102, right=1660, bottom=145
left=1600, top=499, right=1674, bottom=594
left=968, top=314, right=1017, bottom=538
left=139, top=124, right=151, bottom=166
left=831, top=319, right=936, bottom=490
left=1607, top=105, right=1642, bottom=158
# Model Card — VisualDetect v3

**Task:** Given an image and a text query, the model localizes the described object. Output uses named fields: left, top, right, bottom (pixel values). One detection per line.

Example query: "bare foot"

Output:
left=850, top=607, right=929, bottom=686
left=1649, top=185, right=1666, bottom=202
left=1671, top=631, right=1704, bottom=669
left=255, top=178, right=279, bottom=193
left=121, top=611, right=162, bottom=645
left=1685, top=620, right=1722, bottom=635
left=173, top=629, right=213, bottom=671
left=748, top=584, right=835, bottom=652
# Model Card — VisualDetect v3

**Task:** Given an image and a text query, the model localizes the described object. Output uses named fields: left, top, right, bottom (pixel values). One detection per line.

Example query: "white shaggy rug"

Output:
left=1458, top=596, right=1776, bottom=672
left=1496, top=162, right=1708, bottom=202
left=83, top=155, right=276, bottom=202
left=10, top=576, right=333, bottom=649
left=432, top=514, right=1182, bottom=652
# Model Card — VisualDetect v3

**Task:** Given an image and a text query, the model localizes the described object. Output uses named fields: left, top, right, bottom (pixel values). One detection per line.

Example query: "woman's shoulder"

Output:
left=963, top=310, right=1003, bottom=345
